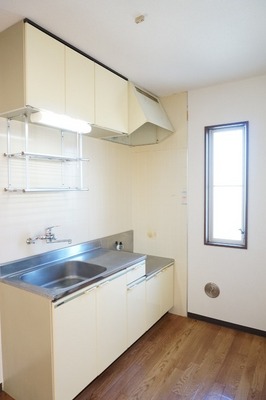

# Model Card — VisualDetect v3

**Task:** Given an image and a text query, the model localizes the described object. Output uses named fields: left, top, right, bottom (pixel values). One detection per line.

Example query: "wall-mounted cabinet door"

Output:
left=65, top=47, right=95, bottom=123
left=25, top=23, right=65, bottom=114
left=0, top=21, right=25, bottom=113
left=95, top=64, right=128, bottom=133
left=53, top=287, right=97, bottom=400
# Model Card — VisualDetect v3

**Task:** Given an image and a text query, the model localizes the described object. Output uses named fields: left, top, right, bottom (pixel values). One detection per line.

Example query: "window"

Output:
left=205, top=121, right=248, bottom=248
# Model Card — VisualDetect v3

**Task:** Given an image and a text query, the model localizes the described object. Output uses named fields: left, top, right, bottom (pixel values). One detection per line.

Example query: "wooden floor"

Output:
left=1, top=314, right=266, bottom=399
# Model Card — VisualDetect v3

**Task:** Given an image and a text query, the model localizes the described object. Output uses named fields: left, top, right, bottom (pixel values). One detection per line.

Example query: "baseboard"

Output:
left=188, top=312, right=266, bottom=337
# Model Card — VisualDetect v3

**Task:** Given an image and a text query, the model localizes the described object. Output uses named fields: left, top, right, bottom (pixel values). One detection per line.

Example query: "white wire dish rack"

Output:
left=3, top=113, right=89, bottom=193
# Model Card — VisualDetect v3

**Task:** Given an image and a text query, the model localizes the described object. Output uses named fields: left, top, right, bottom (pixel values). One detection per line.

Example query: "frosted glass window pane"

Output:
left=205, top=121, right=248, bottom=248
left=213, top=130, right=243, bottom=186
left=212, top=187, right=243, bottom=241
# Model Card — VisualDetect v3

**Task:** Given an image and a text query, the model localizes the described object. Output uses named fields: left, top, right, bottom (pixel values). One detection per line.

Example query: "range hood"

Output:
left=92, top=83, right=174, bottom=146
left=1, top=83, right=174, bottom=146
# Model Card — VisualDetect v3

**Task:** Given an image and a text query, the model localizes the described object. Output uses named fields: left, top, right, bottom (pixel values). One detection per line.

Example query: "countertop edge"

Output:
left=0, top=250, right=174, bottom=301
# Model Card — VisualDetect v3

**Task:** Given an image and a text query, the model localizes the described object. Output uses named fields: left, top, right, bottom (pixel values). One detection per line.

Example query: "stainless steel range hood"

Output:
left=103, top=83, right=174, bottom=146
left=1, top=82, right=174, bottom=146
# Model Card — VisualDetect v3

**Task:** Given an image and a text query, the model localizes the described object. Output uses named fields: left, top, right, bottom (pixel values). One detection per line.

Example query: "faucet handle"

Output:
left=45, top=225, right=59, bottom=233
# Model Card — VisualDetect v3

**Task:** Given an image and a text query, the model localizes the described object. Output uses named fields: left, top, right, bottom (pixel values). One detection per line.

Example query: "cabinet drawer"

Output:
left=127, top=261, right=145, bottom=285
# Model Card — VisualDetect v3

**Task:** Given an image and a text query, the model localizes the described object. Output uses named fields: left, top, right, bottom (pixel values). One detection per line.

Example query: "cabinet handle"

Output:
left=98, top=270, right=127, bottom=287
left=146, top=271, right=160, bottom=281
left=127, top=284, right=137, bottom=291
left=128, top=262, right=144, bottom=272
left=98, top=280, right=110, bottom=288
left=54, top=288, right=91, bottom=307
left=127, top=277, right=145, bottom=290
left=85, top=286, right=97, bottom=294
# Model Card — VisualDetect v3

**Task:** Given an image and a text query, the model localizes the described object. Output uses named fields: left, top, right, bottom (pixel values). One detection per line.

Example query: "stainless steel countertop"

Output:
left=0, top=248, right=146, bottom=301
left=146, top=255, right=174, bottom=276
left=0, top=239, right=174, bottom=301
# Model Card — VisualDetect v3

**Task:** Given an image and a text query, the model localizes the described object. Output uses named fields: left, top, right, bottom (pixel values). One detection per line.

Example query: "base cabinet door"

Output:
left=161, top=264, right=174, bottom=315
left=146, top=273, right=161, bottom=330
left=97, top=272, right=127, bottom=373
left=146, top=264, right=174, bottom=330
left=52, top=287, right=97, bottom=400
left=0, top=262, right=173, bottom=400
left=127, top=277, right=146, bottom=347
left=0, top=284, right=53, bottom=400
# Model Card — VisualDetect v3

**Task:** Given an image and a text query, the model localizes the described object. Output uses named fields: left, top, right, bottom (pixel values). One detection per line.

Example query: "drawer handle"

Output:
left=127, top=286, right=136, bottom=291
left=85, top=286, right=97, bottom=294
left=98, top=280, right=110, bottom=288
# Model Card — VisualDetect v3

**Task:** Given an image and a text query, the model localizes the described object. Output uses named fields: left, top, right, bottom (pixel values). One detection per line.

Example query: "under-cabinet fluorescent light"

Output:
left=30, top=111, right=92, bottom=133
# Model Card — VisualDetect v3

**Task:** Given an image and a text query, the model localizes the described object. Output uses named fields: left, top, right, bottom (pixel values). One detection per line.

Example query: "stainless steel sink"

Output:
left=20, top=261, right=107, bottom=289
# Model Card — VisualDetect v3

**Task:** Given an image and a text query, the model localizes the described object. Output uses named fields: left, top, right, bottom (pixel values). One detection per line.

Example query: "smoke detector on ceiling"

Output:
left=135, top=15, right=145, bottom=24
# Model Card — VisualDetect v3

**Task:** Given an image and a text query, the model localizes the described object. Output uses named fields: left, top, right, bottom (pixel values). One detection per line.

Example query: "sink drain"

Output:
left=204, top=282, right=220, bottom=298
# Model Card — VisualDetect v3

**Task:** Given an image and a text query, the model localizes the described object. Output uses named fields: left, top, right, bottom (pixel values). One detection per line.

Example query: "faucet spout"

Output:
left=47, top=238, right=72, bottom=244
left=26, top=226, right=72, bottom=245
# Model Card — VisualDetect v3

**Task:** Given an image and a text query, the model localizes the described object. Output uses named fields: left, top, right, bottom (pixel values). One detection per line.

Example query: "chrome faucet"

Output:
left=44, top=226, right=56, bottom=242
left=26, top=226, right=72, bottom=245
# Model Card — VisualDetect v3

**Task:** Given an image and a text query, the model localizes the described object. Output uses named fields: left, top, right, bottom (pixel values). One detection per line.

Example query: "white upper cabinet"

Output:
left=25, top=23, right=65, bottom=114
left=0, top=21, right=27, bottom=114
left=95, top=64, right=128, bottom=133
left=0, top=21, right=65, bottom=115
left=0, top=21, right=129, bottom=134
left=26, top=24, right=95, bottom=122
left=65, top=47, right=94, bottom=123
left=0, top=21, right=95, bottom=123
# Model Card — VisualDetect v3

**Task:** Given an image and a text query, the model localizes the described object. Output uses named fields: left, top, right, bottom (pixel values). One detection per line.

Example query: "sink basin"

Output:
left=20, top=261, right=107, bottom=289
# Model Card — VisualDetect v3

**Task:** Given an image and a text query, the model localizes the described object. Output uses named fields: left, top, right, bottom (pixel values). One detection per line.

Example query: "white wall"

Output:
left=0, top=92, right=189, bottom=318
left=0, top=117, right=133, bottom=264
left=188, top=74, right=266, bottom=331
left=132, top=92, right=188, bottom=316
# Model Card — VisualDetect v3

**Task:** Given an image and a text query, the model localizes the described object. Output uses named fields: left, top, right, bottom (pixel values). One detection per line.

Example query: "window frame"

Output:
left=204, top=121, right=249, bottom=249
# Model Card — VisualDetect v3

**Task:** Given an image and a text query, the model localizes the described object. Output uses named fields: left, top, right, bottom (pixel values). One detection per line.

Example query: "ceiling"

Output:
left=0, top=0, right=266, bottom=96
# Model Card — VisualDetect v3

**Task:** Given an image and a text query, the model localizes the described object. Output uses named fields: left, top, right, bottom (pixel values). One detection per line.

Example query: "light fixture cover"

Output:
left=30, top=111, right=92, bottom=133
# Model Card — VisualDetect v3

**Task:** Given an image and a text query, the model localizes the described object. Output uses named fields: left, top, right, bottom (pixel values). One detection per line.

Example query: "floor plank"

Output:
left=1, top=314, right=266, bottom=399
left=74, top=314, right=266, bottom=400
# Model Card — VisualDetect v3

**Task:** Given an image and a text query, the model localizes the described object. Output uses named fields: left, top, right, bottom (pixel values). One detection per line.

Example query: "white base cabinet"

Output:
left=146, top=264, right=174, bottom=330
left=97, top=272, right=127, bottom=374
left=52, top=287, right=97, bottom=400
left=0, top=285, right=54, bottom=400
left=146, top=271, right=161, bottom=330
left=161, top=264, right=174, bottom=315
left=127, top=277, right=146, bottom=347
left=0, top=262, right=174, bottom=400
